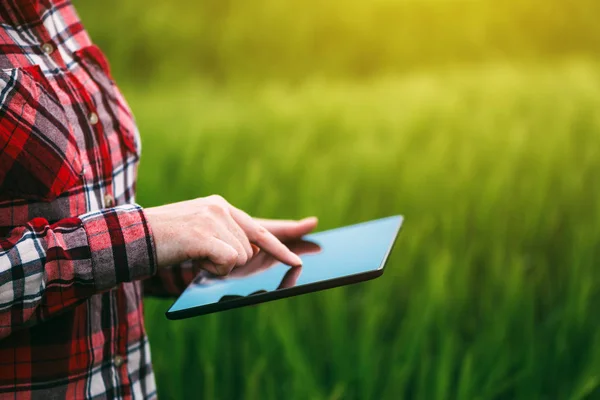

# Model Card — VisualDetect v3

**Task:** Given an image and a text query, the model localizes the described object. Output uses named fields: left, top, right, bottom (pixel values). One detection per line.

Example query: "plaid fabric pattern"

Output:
left=143, top=261, right=202, bottom=298
left=0, top=1, right=193, bottom=398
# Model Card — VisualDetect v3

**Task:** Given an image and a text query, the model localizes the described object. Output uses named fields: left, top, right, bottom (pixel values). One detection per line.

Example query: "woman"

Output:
left=0, top=1, right=317, bottom=398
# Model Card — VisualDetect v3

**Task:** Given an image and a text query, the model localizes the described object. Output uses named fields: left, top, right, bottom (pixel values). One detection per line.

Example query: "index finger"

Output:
left=229, top=207, right=303, bottom=268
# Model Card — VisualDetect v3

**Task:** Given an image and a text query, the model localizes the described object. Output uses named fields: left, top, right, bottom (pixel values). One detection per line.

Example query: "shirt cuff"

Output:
left=81, top=204, right=157, bottom=291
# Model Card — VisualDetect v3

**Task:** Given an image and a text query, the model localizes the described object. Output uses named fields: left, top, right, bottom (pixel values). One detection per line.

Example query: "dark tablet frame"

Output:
left=166, top=215, right=403, bottom=320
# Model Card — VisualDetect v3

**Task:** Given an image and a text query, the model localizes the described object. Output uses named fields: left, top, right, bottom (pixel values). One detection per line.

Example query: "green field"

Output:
left=74, top=0, right=600, bottom=397
left=122, top=60, right=600, bottom=399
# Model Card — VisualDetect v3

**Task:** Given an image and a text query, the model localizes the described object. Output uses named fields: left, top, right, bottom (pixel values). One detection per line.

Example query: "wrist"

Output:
left=143, top=206, right=181, bottom=268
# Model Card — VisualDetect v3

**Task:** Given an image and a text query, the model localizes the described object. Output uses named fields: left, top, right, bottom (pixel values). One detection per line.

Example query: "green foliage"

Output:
left=123, top=60, right=600, bottom=399
left=75, top=0, right=600, bottom=84
left=74, top=1, right=600, bottom=398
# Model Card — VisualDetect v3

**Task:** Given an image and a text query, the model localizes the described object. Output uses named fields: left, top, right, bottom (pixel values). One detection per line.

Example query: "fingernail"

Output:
left=251, top=244, right=260, bottom=256
left=292, top=254, right=303, bottom=267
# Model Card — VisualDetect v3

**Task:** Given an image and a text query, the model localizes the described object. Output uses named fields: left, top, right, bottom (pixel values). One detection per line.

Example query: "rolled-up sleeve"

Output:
left=82, top=204, right=156, bottom=290
left=0, top=203, right=156, bottom=339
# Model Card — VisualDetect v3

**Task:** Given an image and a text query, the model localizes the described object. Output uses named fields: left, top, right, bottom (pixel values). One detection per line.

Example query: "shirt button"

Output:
left=104, top=194, right=114, bottom=208
left=89, top=112, right=99, bottom=125
left=114, top=355, right=125, bottom=367
left=41, top=42, right=54, bottom=55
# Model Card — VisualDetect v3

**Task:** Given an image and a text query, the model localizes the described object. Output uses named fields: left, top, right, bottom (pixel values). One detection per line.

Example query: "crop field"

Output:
left=122, top=60, right=600, bottom=399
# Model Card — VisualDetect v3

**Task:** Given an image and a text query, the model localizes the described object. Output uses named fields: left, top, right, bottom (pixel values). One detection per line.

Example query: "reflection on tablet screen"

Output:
left=191, top=240, right=322, bottom=300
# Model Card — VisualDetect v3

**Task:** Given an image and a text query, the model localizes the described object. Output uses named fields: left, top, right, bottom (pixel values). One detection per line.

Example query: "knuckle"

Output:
left=208, top=203, right=227, bottom=215
left=208, top=194, right=226, bottom=205
left=224, top=251, right=238, bottom=265
left=255, top=225, right=269, bottom=239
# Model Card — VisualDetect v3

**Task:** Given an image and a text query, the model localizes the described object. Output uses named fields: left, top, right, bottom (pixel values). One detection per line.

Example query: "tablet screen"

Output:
left=167, top=215, right=403, bottom=318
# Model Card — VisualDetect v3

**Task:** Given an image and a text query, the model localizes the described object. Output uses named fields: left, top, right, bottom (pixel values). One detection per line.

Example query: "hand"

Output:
left=195, top=240, right=322, bottom=289
left=224, top=239, right=321, bottom=280
left=144, top=195, right=318, bottom=276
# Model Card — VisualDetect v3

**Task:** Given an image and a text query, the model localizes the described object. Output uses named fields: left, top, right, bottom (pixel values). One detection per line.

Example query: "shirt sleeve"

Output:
left=142, top=260, right=203, bottom=298
left=0, top=203, right=156, bottom=339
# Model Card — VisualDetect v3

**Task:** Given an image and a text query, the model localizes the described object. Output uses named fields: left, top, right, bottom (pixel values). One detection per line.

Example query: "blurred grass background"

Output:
left=76, top=1, right=600, bottom=398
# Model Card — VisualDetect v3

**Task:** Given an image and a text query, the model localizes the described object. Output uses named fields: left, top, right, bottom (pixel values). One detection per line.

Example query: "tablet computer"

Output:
left=166, top=215, right=404, bottom=320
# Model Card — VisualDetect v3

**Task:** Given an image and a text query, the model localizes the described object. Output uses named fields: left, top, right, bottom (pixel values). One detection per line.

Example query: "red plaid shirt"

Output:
left=0, top=1, right=197, bottom=398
